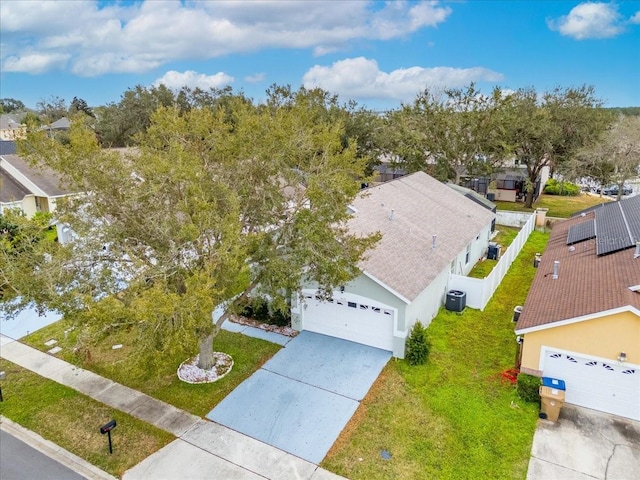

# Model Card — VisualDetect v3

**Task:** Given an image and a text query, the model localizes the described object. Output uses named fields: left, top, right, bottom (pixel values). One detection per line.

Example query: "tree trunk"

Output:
left=198, top=281, right=260, bottom=370
left=524, top=189, right=535, bottom=209
left=198, top=333, right=215, bottom=370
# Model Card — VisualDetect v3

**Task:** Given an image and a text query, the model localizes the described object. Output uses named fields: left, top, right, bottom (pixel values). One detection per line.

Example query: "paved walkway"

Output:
left=0, top=334, right=345, bottom=479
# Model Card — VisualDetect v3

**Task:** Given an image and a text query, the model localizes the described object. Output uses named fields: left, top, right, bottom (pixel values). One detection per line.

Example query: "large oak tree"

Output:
left=4, top=90, right=378, bottom=370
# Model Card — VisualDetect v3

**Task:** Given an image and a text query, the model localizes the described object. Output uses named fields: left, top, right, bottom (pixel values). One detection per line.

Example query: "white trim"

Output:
left=629, top=285, right=640, bottom=292
left=515, top=305, right=640, bottom=335
left=538, top=345, right=640, bottom=372
left=361, top=270, right=411, bottom=304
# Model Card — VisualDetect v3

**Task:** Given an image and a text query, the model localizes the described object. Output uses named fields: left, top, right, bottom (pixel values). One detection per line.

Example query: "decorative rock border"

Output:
left=177, top=352, right=234, bottom=384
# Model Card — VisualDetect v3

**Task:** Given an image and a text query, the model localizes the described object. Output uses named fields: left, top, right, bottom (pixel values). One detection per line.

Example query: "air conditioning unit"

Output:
left=488, top=243, right=501, bottom=260
left=446, top=290, right=466, bottom=312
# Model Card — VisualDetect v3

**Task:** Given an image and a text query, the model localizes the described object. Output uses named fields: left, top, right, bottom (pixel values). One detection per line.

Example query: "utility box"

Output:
left=488, top=243, right=501, bottom=260
left=446, top=290, right=466, bottom=312
left=539, top=386, right=565, bottom=422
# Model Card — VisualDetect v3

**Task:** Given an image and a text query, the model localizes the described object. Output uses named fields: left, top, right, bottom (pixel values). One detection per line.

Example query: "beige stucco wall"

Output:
left=521, top=310, right=640, bottom=374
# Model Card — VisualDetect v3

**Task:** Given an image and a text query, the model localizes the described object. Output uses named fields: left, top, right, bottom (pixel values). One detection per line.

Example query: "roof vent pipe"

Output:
left=432, top=235, right=437, bottom=249
left=389, top=209, right=395, bottom=221
left=635, top=242, right=640, bottom=259
left=552, top=260, right=560, bottom=280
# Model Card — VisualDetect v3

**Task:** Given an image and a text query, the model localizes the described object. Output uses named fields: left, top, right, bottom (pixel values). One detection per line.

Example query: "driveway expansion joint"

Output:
left=261, top=366, right=361, bottom=402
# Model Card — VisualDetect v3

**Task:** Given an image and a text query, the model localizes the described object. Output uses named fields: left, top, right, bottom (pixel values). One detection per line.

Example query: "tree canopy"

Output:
left=570, top=114, right=640, bottom=199
left=6, top=88, right=379, bottom=370
left=0, top=98, right=26, bottom=113
left=382, top=84, right=511, bottom=184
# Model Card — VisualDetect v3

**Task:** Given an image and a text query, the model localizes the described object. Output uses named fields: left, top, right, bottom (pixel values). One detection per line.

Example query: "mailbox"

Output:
left=100, top=419, right=117, bottom=434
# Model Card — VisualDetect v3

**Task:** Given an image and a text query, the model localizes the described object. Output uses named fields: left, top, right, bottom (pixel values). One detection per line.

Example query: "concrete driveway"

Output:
left=207, top=331, right=391, bottom=464
left=527, top=405, right=640, bottom=479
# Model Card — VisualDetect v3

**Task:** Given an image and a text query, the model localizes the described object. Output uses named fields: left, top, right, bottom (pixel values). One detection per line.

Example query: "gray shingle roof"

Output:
left=516, top=200, right=640, bottom=332
left=348, top=172, right=495, bottom=302
left=1, top=154, right=70, bottom=197
left=0, top=166, right=30, bottom=203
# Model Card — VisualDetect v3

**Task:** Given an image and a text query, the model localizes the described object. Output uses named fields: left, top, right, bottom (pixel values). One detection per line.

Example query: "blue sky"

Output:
left=1, top=1, right=639, bottom=111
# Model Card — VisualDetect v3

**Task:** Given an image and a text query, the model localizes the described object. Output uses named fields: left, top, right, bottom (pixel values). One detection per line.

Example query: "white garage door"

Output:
left=301, top=290, right=395, bottom=351
left=543, top=349, right=640, bottom=421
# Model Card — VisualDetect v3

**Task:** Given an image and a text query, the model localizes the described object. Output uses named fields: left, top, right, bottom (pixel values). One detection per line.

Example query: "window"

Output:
left=465, top=244, right=471, bottom=265
left=348, top=301, right=357, bottom=308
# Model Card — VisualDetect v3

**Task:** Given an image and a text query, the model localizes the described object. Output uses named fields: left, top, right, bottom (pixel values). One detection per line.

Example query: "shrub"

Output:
left=239, top=295, right=291, bottom=326
left=516, top=373, right=541, bottom=402
left=237, top=297, right=254, bottom=319
left=269, top=308, right=291, bottom=327
left=405, top=321, right=430, bottom=366
left=543, top=179, right=580, bottom=196
left=252, top=296, right=270, bottom=322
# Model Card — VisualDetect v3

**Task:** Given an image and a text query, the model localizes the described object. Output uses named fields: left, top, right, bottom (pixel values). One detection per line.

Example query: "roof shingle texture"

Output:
left=0, top=166, right=30, bottom=202
left=1, top=154, right=70, bottom=197
left=516, top=207, right=640, bottom=331
left=348, top=172, right=495, bottom=302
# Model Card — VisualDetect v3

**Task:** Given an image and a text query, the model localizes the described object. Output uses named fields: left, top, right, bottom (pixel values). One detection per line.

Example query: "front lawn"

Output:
left=0, top=359, right=174, bottom=478
left=22, top=325, right=281, bottom=417
left=323, top=230, right=549, bottom=479
left=494, top=193, right=610, bottom=218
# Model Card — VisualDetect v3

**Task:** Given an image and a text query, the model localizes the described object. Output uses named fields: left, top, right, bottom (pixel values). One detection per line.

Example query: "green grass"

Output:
left=322, top=230, right=549, bottom=480
left=494, top=193, right=611, bottom=218
left=468, top=225, right=521, bottom=279
left=22, top=326, right=281, bottom=417
left=0, top=359, right=174, bottom=478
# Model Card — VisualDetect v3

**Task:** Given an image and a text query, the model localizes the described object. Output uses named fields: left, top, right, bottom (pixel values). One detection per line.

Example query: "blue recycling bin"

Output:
left=542, top=377, right=566, bottom=390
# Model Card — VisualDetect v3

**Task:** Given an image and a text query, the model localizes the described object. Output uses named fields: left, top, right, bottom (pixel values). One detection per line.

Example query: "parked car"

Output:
left=597, top=184, right=633, bottom=196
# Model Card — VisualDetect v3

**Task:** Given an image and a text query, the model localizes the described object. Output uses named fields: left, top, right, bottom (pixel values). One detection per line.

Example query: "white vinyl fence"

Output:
left=448, top=211, right=536, bottom=310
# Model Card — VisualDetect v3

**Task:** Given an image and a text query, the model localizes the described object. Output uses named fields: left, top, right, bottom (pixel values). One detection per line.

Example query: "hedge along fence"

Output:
left=447, top=211, right=536, bottom=310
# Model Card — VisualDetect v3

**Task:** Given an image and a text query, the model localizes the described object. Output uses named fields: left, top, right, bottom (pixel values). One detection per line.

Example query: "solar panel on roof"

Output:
left=567, top=219, right=595, bottom=245
left=595, top=202, right=633, bottom=255
left=620, top=196, right=640, bottom=242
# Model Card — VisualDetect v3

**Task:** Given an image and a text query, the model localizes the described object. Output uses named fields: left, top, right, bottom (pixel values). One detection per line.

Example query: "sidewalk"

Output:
left=0, top=335, right=345, bottom=479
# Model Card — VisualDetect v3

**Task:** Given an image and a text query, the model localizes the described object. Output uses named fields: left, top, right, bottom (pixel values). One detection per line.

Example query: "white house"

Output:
left=292, top=171, right=496, bottom=358
left=0, top=152, right=73, bottom=217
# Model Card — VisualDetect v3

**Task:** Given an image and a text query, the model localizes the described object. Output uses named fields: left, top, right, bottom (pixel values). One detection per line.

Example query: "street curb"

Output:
left=0, top=416, right=117, bottom=480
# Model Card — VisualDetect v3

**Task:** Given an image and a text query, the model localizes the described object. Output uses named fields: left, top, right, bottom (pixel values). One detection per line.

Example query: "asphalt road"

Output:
left=0, top=430, right=85, bottom=480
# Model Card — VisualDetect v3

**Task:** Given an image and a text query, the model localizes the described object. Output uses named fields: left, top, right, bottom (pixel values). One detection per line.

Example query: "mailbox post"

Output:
left=99, top=419, right=117, bottom=454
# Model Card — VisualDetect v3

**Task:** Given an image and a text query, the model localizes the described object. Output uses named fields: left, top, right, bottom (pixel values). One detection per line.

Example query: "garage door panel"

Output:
left=543, top=350, right=640, bottom=421
left=301, top=292, right=394, bottom=351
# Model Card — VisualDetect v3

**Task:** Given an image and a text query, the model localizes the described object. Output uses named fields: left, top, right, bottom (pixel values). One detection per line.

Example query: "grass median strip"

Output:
left=23, top=326, right=281, bottom=417
left=0, top=359, right=174, bottom=478
left=323, top=230, right=549, bottom=479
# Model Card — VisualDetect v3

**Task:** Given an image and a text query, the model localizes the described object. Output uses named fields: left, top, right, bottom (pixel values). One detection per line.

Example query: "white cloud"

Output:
left=2, top=53, right=70, bottom=73
left=154, top=71, right=234, bottom=90
left=548, top=2, right=625, bottom=39
left=302, top=57, right=503, bottom=102
left=631, top=11, right=640, bottom=24
left=245, top=73, right=267, bottom=83
left=0, top=0, right=452, bottom=76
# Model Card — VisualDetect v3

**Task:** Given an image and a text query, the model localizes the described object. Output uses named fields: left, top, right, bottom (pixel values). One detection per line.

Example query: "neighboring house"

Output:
left=42, top=116, right=72, bottom=134
left=291, top=171, right=496, bottom=358
left=0, top=152, right=73, bottom=217
left=464, top=166, right=550, bottom=203
left=0, top=114, right=27, bottom=141
left=515, top=196, right=640, bottom=421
